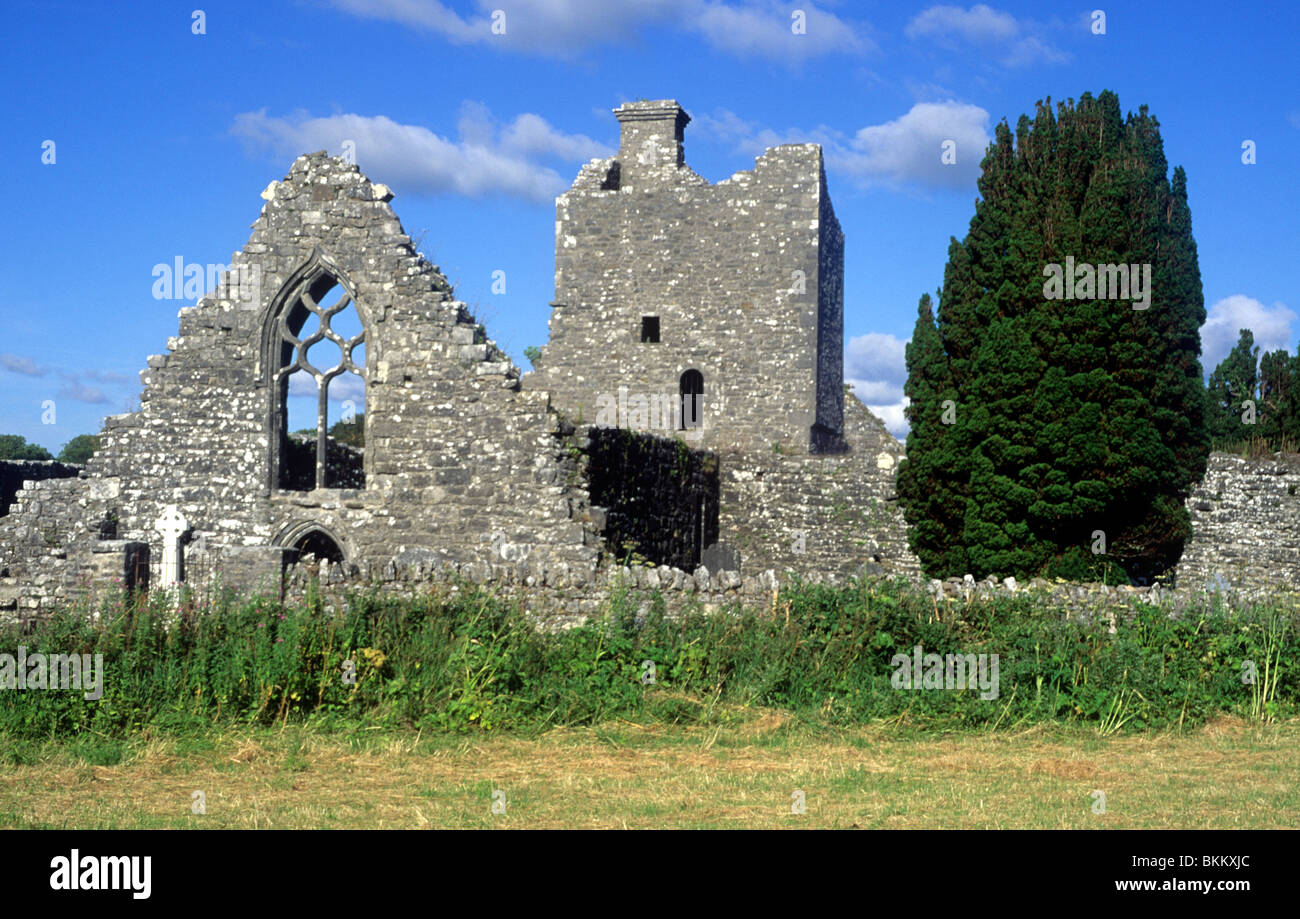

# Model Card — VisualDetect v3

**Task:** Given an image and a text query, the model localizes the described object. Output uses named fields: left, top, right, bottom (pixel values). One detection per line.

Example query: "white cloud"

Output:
left=231, top=103, right=612, bottom=203
left=329, top=374, right=368, bottom=404
left=837, top=101, right=990, bottom=189
left=906, top=3, right=1017, bottom=42
left=286, top=373, right=318, bottom=398
left=905, top=4, right=1068, bottom=68
left=857, top=395, right=909, bottom=441
left=846, top=379, right=903, bottom=404
left=691, top=109, right=761, bottom=147
left=846, top=332, right=910, bottom=439
left=57, top=382, right=109, bottom=405
left=327, top=0, right=488, bottom=43
left=1000, top=33, right=1069, bottom=67
left=327, top=0, right=868, bottom=62
left=330, top=0, right=670, bottom=53
left=846, top=332, right=908, bottom=384
left=0, top=353, right=46, bottom=376
left=1201, top=294, right=1297, bottom=373
left=82, top=369, right=130, bottom=384
left=499, top=112, right=608, bottom=161
left=693, top=1, right=867, bottom=62
left=696, top=101, right=990, bottom=190
left=693, top=108, right=844, bottom=159
left=287, top=370, right=367, bottom=406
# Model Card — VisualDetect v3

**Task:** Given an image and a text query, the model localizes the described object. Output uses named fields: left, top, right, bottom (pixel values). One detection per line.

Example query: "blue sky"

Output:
left=2, top=0, right=1297, bottom=451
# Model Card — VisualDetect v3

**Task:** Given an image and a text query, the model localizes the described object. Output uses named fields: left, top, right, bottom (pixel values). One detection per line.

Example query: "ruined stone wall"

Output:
left=0, top=476, right=95, bottom=614
left=813, top=168, right=845, bottom=451
left=6, top=102, right=1297, bottom=626
left=1176, top=452, right=1300, bottom=592
left=524, top=100, right=918, bottom=583
left=0, top=152, right=604, bottom=613
left=584, top=427, right=719, bottom=570
left=527, top=102, right=838, bottom=455
left=0, top=460, right=80, bottom=517
left=718, top=391, right=920, bottom=579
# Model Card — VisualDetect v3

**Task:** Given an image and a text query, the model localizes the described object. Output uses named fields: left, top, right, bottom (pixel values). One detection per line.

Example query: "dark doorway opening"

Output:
left=293, top=530, right=345, bottom=565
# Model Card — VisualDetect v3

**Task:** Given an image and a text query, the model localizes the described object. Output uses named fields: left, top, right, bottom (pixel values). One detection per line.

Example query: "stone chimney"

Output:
left=613, top=100, right=690, bottom=177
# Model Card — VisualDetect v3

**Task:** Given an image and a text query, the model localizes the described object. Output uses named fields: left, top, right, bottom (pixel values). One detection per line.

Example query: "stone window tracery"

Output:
left=272, top=273, right=366, bottom=491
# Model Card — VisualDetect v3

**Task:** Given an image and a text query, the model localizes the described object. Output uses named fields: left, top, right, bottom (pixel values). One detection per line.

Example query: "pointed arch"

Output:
left=274, top=520, right=351, bottom=569
left=263, top=250, right=370, bottom=492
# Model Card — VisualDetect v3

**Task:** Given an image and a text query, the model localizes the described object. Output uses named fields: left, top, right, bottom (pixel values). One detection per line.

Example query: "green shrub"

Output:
left=1, top=579, right=1295, bottom=739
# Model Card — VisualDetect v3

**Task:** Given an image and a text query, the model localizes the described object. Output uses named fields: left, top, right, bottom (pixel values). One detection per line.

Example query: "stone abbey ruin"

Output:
left=1, top=100, right=1298, bottom=620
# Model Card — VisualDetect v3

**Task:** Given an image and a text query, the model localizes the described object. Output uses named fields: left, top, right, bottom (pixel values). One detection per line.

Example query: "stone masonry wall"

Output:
left=584, top=426, right=719, bottom=570
left=0, top=152, right=605, bottom=614
left=1175, top=452, right=1300, bottom=592
left=813, top=166, right=845, bottom=451
left=0, top=460, right=81, bottom=517
left=719, top=391, right=920, bottom=579
left=527, top=101, right=840, bottom=455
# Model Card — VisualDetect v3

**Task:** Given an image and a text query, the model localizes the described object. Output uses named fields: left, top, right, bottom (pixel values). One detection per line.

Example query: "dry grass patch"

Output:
left=2, top=715, right=1297, bottom=829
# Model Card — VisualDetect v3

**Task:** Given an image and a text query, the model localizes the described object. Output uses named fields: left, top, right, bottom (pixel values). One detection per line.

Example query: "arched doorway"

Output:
left=679, top=369, right=703, bottom=430
left=293, top=529, right=345, bottom=565
left=275, top=521, right=350, bottom=570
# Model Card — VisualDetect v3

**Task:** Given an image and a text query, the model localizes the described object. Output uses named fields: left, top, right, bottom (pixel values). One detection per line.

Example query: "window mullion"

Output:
left=316, top=375, right=329, bottom=490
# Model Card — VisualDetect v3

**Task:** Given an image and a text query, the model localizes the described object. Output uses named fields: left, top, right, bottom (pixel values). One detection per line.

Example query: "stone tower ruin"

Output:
left=528, top=100, right=847, bottom=454
left=528, top=100, right=915, bottom=578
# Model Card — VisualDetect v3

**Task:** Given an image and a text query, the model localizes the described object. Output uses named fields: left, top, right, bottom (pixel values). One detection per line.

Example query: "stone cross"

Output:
left=155, top=505, right=189, bottom=586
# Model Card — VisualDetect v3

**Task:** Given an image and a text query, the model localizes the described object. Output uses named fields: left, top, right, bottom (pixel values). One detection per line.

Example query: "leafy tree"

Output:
left=523, top=346, right=542, bottom=368
left=898, top=91, right=1209, bottom=584
left=1257, top=346, right=1299, bottom=449
left=56, top=434, right=100, bottom=464
left=1206, top=329, right=1258, bottom=445
left=328, top=413, right=365, bottom=447
left=0, top=435, right=53, bottom=461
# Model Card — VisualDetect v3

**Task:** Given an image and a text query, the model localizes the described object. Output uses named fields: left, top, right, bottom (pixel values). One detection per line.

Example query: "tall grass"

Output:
left=1, top=577, right=1296, bottom=745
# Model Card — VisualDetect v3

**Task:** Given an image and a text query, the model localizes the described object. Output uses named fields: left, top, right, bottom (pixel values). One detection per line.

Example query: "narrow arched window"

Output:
left=273, top=274, right=366, bottom=490
left=679, top=369, right=704, bottom=430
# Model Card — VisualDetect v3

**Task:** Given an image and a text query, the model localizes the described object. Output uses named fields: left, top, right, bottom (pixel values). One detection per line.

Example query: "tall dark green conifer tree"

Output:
left=898, top=91, right=1210, bottom=583
left=897, top=293, right=968, bottom=574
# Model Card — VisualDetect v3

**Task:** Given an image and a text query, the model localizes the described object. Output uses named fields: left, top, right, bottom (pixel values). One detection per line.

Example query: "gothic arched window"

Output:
left=271, top=270, right=366, bottom=491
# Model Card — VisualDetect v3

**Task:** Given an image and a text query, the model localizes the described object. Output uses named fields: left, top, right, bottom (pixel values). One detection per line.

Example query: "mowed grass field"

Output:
left=2, top=713, right=1297, bottom=829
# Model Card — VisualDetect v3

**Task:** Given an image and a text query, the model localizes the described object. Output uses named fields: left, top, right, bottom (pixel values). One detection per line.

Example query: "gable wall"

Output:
left=0, top=153, right=603, bottom=611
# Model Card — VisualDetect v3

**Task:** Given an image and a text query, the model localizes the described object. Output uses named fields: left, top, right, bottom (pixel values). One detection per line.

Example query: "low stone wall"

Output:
left=272, top=555, right=785, bottom=626
left=924, top=573, right=1299, bottom=627
left=271, top=556, right=1300, bottom=632
left=0, top=460, right=81, bottom=517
